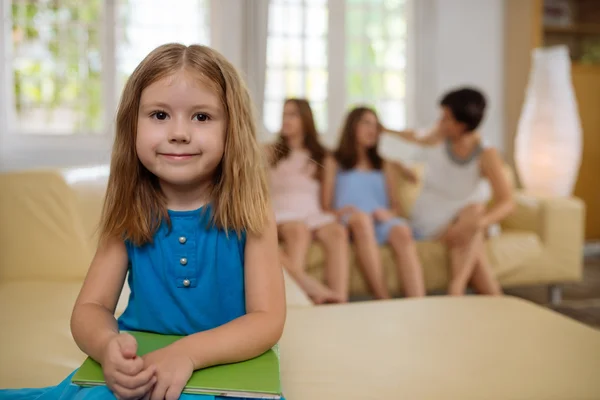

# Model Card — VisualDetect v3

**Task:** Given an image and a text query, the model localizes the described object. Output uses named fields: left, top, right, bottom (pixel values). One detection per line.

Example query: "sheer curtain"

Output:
left=210, top=0, right=270, bottom=141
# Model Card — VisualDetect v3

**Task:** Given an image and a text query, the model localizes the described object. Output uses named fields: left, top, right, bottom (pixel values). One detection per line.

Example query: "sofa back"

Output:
left=0, top=170, right=94, bottom=282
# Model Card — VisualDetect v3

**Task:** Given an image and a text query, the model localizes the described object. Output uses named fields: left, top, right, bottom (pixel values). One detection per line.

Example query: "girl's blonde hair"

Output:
left=99, top=43, right=270, bottom=245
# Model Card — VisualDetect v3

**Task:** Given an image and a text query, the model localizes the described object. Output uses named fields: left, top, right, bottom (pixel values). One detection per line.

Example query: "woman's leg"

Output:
left=314, top=222, right=350, bottom=302
left=469, top=249, right=503, bottom=295
left=279, top=221, right=342, bottom=304
left=387, top=224, right=426, bottom=297
left=445, top=204, right=501, bottom=296
left=448, top=230, right=484, bottom=295
left=347, top=212, right=390, bottom=299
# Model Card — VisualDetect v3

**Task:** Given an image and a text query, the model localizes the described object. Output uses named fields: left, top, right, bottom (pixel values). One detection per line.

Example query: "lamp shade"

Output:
left=514, top=45, right=583, bottom=197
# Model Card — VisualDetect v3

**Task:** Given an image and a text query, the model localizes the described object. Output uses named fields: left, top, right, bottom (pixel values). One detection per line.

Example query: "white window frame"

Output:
left=263, top=0, right=415, bottom=147
left=0, top=0, right=212, bottom=169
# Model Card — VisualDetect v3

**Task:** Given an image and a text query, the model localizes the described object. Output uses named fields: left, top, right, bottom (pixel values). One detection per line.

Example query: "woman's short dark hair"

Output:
left=440, top=87, right=487, bottom=132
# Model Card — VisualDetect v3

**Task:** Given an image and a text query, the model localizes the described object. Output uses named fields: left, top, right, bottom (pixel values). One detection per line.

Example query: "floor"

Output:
left=506, top=253, right=600, bottom=328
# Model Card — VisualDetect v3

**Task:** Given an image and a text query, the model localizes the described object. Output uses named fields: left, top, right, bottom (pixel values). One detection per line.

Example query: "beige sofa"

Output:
left=304, top=165, right=586, bottom=299
left=1, top=166, right=599, bottom=399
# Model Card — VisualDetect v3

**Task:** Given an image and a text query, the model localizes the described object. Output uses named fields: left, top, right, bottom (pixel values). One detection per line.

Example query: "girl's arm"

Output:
left=479, top=148, right=515, bottom=227
left=263, top=143, right=276, bottom=165
left=70, top=236, right=129, bottom=363
left=383, top=161, right=405, bottom=217
left=171, top=210, right=286, bottom=370
left=321, top=154, right=338, bottom=213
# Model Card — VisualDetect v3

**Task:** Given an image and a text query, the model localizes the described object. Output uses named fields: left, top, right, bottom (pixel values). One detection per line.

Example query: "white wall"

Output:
left=416, top=0, right=505, bottom=151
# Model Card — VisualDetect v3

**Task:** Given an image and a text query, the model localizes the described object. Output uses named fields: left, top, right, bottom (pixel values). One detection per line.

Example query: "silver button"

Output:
left=183, top=279, right=190, bottom=287
left=179, top=236, right=187, bottom=244
left=180, top=257, right=188, bottom=266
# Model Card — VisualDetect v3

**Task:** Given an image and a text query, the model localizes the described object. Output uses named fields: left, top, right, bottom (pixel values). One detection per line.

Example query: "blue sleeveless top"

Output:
left=334, top=169, right=390, bottom=213
left=0, top=204, right=259, bottom=400
left=118, top=205, right=246, bottom=336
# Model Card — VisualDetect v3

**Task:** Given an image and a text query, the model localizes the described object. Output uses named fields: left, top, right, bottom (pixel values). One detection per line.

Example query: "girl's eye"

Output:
left=152, top=111, right=168, bottom=120
left=194, top=113, right=209, bottom=122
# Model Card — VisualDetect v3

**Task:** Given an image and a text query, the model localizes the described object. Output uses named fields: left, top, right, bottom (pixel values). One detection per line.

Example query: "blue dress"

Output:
left=0, top=205, right=280, bottom=400
left=334, top=169, right=410, bottom=244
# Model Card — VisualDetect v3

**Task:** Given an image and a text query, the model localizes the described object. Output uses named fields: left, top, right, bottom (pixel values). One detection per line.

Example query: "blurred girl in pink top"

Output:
left=267, top=99, right=350, bottom=304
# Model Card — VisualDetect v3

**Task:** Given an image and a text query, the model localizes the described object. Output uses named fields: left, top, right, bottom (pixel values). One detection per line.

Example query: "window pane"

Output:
left=384, top=72, right=405, bottom=99
left=11, top=0, right=104, bottom=134
left=346, top=9, right=364, bottom=38
left=264, top=100, right=284, bottom=136
left=284, top=69, right=303, bottom=97
left=311, top=101, right=327, bottom=133
left=346, top=0, right=407, bottom=128
left=267, top=37, right=286, bottom=67
left=347, top=71, right=365, bottom=99
left=380, top=100, right=405, bottom=127
left=305, top=6, right=327, bottom=37
left=264, top=0, right=329, bottom=131
left=269, top=3, right=287, bottom=34
left=265, top=68, right=285, bottom=100
left=306, top=68, right=327, bottom=102
left=284, top=38, right=303, bottom=67
left=305, top=38, right=327, bottom=68
left=285, top=4, right=303, bottom=37
left=117, top=0, right=210, bottom=92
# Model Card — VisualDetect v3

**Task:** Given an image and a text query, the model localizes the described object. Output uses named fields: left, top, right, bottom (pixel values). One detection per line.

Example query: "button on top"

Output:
left=183, top=279, right=190, bottom=287
left=179, top=236, right=187, bottom=244
left=180, top=257, right=188, bottom=266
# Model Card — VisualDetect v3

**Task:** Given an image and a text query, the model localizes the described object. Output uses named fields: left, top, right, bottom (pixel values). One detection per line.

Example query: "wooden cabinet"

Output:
left=506, top=0, right=600, bottom=240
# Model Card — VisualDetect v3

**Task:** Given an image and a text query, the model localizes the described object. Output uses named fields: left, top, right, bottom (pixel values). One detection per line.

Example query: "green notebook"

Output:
left=71, top=331, right=282, bottom=399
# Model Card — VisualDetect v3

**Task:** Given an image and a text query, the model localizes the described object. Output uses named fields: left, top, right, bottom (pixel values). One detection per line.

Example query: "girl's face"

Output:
left=354, top=111, right=379, bottom=149
left=281, top=102, right=303, bottom=139
left=136, top=69, right=225, bottom=189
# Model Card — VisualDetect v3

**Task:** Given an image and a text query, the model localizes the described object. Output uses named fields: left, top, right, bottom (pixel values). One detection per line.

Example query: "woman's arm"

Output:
left=479, top=148, right=515, bottom=227
left=383, top=125, right=443, bottom=147
left=70, top=236, right=129, bottom=364
left=171, top=210, right=286, bottom=370
left=321, top=155, right=338, bottom=212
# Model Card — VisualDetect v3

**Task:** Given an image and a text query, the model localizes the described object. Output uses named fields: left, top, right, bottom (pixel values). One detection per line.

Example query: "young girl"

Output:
left=322, top=107, right=425, bottom=299
left=0, top=44, right=286, bottom=400
left=268, top=99, right=349, bottom=305
left=384, top=87, right=513, bottom=296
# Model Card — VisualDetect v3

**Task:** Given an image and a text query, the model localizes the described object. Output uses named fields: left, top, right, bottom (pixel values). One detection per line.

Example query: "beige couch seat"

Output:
left=305, top=166, right=585, bottom=297
left=280, top=297, right=600, bottom=399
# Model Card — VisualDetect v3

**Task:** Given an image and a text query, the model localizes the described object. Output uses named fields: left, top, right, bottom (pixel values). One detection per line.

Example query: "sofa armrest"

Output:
left=502, top=191, right=585, bottom=272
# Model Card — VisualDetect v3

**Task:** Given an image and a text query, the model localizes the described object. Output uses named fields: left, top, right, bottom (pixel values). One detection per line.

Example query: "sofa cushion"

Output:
left=279, top=297, right=600, bottom=399
left=0, top=172, right=93, bottom=282
left=0, top=281, right=130, bottom=388
left=305, top=229, right=543, bottom=295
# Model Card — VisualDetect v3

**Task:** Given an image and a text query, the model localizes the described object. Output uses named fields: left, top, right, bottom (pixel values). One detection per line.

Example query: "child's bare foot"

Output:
left=302, top=276, right=345, bottom=305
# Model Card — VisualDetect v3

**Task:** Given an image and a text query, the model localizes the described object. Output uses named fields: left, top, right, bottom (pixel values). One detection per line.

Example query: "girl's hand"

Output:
left=102, top=333, right=157, bottom=400
left=144, top=344, right=195, bottom=400
left=336, top=205, right=358, bottom=218
left=373, top=208, right=395, bottom=223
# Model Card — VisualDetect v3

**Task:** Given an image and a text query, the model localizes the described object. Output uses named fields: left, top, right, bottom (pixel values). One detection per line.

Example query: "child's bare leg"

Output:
left=470, top=249, right=503, bottom=295
left=279, top=221, right=340, bottom=304
left=314, top=222, right=350, bottom=302
left=347, top=212, right=390, bottom=299
left=387, top=225, right=425, bottom=297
